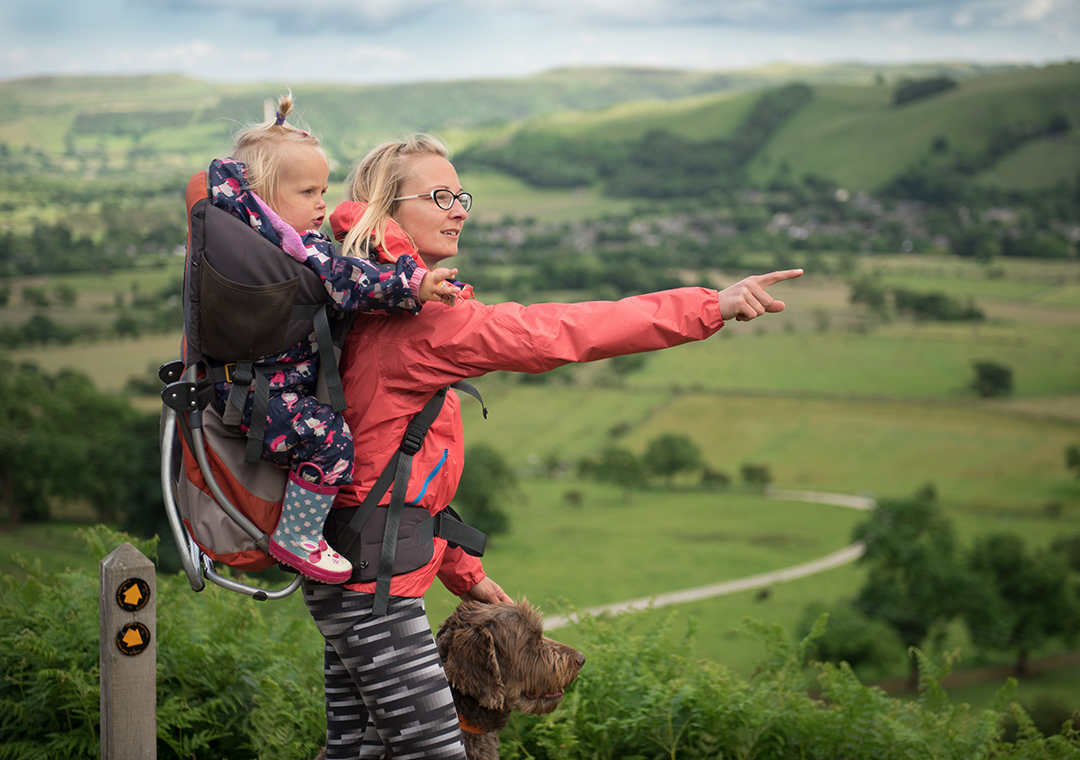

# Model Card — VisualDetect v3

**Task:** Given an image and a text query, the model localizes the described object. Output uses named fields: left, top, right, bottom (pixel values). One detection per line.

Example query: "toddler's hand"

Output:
left=419, top=267, right=461, bottom=306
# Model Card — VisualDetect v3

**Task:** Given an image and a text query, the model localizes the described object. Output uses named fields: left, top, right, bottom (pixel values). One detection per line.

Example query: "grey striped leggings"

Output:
left=302, top=581, right=467, bottom=760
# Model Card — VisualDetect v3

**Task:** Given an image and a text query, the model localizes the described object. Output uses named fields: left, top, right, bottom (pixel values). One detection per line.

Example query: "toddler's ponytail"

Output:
left=230, top=91, right=323, bottom=204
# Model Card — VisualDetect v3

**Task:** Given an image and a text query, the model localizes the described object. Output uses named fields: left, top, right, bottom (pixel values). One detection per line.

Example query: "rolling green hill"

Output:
left=2, top=63, right=1079, bottom=718
left=0, top=61, right=1035, bottom=178
left=453, top=61, right=1080, bottom=197
left=746, top=62, right=1080, bottom=193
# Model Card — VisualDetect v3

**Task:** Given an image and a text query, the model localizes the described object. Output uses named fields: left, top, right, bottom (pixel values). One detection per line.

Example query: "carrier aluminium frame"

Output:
left=159, top=360, right=302, bottom=601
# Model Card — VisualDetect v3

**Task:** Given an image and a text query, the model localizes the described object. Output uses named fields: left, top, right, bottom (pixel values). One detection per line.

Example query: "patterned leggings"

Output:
left=302, top=581, right=467, bottom=760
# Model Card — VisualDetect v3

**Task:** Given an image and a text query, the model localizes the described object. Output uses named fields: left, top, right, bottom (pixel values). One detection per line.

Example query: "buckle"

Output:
left=223, top=363, right=235, bottom=383
left=401, top=427, right=425, bottom=455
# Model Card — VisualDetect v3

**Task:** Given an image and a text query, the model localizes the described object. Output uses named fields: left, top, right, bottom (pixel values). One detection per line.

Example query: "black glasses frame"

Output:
left=393, top=189, right=472, bottom=212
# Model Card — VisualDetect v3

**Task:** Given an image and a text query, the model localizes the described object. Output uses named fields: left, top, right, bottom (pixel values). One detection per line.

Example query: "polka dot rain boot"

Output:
left=269, top=464, right=352, bottom=584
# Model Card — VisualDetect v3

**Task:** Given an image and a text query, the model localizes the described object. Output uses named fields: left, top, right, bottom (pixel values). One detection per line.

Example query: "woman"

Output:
left=305, top=134, right=802, bottom=759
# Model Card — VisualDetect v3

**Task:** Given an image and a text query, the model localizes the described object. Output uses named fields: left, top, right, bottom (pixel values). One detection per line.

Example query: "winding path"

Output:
left=544, top=489, right=875, bottom=630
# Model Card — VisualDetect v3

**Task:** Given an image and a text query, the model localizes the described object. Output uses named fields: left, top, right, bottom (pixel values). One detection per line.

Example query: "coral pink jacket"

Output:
left=331, top=203, right=725, bottom=598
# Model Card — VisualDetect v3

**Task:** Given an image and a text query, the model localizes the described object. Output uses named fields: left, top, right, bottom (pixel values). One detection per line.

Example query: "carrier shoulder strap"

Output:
left=214, top=303, right=348, bottom=464
left=333, top=380, right=484, bottom=616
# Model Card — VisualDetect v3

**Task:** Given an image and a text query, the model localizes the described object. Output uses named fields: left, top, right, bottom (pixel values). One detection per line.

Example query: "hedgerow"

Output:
left=1, top=526, right=1077, bottom=759
left=504, top=612, right=1080, bottom=759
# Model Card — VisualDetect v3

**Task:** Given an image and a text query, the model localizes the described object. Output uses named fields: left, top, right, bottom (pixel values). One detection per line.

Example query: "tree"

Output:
left=0, top=361, right=159, bottom=527
left=453, top=442, right=515, bottom=536
left=588, top=446, right=647, bottom=489
left=893, top=76, right=959, bottom=106
left=964, top=533, right=1080, bottom=677
left=741, top=463, right=772, bottom=492
left=1066, top=444, right=1080, bottom=479
left=644, top=433, right=702, bottom=486
left=970, top=360, right=1013, bottom=398
left=700, top=466, right=731, bottom=490
left=848, top=277, right=888, bottom=317
left=852, top=487, right=971, bottom=690
left=1052, top=533, right=1080, bottom=572
left=797, top=602, right=901, bottom=677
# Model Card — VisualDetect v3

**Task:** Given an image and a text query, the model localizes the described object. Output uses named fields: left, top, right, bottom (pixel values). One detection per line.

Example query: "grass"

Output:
left=0, top=522, right=104, bottom=581
left=11, top=334, right=181, bottom=393
left=623, top=325, right=1080, bottom=398
left=3, top=247, right=1079, bottom=714
left=977, top=132, right=1080, bottom=191
left=944, top=662, right=1080, bottom=714
left=457, top=169, right=639, bottom=224
left=627, top=394, right=1080, bottom=513
left=533, top=88, right=760, bottom=143
left=747, top=63, right=1080, bottom=193
left=465, top=481, right=866, bottom=609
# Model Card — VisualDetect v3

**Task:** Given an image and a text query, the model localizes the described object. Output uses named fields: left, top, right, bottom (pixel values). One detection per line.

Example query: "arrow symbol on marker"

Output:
left=122, top=585, right=143, bottom=606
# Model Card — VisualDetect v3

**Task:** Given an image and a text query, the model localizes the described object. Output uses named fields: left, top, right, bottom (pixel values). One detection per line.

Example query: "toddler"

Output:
left=206, top=94, right=458, bottom=583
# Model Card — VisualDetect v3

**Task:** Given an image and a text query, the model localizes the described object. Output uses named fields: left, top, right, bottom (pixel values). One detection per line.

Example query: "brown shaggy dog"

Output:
left=436, top=599, right=585, bottom=760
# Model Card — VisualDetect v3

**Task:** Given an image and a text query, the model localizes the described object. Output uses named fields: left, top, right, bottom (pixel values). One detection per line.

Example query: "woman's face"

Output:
left=392, top=155, right=468, bottom=267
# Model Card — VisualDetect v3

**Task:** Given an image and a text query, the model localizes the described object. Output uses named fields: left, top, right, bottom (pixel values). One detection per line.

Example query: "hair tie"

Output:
left=274, top=111, right=287, bottom=126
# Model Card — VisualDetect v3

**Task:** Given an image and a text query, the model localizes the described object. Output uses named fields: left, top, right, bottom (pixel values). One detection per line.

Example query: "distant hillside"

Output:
left=2, top=61, right=1074, bottom=265
left=0, top=61, right=1023, bottom=176
left=747, top=61, right=1080, bottom=193
left=455, top=62, right=1080, bottom=197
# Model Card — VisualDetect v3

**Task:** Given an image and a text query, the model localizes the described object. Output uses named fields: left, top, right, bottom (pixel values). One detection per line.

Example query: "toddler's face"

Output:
left=275, top=146, right=329, bottom=234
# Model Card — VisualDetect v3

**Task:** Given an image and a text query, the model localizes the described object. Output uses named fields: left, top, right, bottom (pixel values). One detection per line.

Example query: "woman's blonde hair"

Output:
left=230, top=92, right=325, bottom=208
left=339, top=134, right=449, bottom=260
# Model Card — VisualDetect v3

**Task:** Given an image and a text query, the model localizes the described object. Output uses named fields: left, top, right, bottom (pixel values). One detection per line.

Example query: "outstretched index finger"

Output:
left=757, top=268, right=804, bottom=287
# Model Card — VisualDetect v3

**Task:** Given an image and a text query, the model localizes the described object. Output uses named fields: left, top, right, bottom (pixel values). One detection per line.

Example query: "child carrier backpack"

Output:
left=159, top=175, right=485, bottom=603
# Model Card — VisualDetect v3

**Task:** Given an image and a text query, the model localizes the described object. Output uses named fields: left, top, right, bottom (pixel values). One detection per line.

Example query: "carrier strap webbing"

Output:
left=245, top=369, right=272, bottom=463
left=426, top=507, right=486, bottom=558
left=334, top=380, right=484, bottom=617
left=371, top=386, right=448, bottom=616
left=221, top=361, right=252, bottom=427
left=212, top=302, right=347, bottom=464
left=214, top=360, right=289, bottom=463
left=300, top=304, right=347, bottom=413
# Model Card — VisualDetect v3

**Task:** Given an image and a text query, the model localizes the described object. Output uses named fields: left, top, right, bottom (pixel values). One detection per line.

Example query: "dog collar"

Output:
left=458, top=714, right=488, bottom=735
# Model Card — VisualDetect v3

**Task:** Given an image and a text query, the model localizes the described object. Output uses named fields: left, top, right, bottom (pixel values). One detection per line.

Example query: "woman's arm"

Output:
left=435, top=544, right=489, bottom=596
left=424, top=271, right=803, bottom=380
left=391, top=286, right=727, bottom=385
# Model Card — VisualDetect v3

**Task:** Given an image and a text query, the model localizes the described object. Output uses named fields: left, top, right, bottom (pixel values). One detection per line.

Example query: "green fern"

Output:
left=3, top=525, right=1079, bottom=759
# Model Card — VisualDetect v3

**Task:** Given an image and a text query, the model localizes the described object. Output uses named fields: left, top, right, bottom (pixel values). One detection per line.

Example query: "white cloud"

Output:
left=112, top=0, right=1080, bottom=39
left=132, top=0, right=444, bottom=32
left=2, top=0, right=1075, bottom=85
left=952, top=9, right=976, bottom=27
left=343, top=45, right=413, bottom=64
left=137, top=39, right=216, bottom=67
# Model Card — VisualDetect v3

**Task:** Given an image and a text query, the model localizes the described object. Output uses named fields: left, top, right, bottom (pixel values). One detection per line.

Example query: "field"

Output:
left=4, top=66, right=1080, bottom=758
left=744, top=62, right=1080, bottom=193
left=5, top=250, right=1079, bottom=705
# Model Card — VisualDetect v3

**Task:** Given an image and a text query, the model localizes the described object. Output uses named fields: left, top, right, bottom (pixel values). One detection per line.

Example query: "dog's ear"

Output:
left=439, top=612, right=505, bottom=711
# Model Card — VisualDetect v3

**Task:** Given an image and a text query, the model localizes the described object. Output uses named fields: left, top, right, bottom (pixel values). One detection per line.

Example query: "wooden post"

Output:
left=100, top=542, right=157, bottom=760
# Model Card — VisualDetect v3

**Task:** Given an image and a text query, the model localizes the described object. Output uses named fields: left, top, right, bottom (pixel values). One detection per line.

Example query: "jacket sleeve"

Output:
left=378, top=287, right=724, bottom=392
left=301, top=232, right=424, bottom=315
left=435, top=543, right=487, bottom=596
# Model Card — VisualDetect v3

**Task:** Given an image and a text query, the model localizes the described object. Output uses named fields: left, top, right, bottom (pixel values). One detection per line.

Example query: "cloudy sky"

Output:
left=2, top=0, right=1077, bottom=85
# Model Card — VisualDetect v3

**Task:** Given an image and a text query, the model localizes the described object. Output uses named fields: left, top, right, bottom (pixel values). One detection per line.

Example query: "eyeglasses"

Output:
left=393, top=189, right=472, bottom=212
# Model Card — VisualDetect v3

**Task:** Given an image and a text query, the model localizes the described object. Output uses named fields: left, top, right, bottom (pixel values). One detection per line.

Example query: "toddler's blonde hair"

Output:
left=230, top=93, right=326, bottom=208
